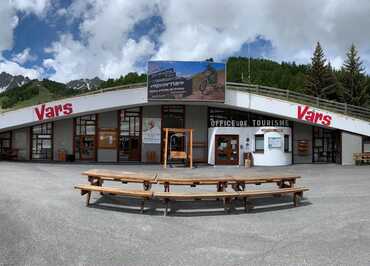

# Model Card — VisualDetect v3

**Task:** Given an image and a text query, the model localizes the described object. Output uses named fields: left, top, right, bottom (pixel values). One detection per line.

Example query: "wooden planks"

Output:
left=82, top=169, right=157, bottom=183
left=75, top=184, right=153, bottom=198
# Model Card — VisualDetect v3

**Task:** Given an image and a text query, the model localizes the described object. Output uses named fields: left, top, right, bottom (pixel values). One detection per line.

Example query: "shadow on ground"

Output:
left=89, top=195, right=312, bottom=217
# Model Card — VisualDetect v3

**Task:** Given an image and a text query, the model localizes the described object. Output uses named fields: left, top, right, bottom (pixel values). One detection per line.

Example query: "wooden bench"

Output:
left=82, top=169, right=157, bottom=190
left=156, top=175, right=301, bottom=192
left=353, top=152, right=370, bottom=165
left=74, top=184, right=153, bottom=213
left=154, top=187, right=309, bottom=216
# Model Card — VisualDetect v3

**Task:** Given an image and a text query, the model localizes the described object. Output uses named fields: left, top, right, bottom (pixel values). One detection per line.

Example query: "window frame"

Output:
left=254, top=134, right=264, bottom=153
left=31, top=122, right=53, bottom=160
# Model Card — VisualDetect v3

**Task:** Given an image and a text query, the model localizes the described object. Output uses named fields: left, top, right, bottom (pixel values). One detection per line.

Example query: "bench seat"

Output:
left=153, top=187, right=309, bottom=215
left=74, top=184, right=153, bottom=212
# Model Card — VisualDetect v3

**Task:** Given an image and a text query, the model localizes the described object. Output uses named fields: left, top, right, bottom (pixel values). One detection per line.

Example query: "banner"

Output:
left=148, top=60, right=225, bottom=102
left=142, top=118, right=161, bottom=144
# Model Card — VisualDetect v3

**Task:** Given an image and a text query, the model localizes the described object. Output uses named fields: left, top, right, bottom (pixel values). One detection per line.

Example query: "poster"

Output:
left=98, top=128, right=118, bottom=149
left=142, top=118, right=161, bottom=144
left=148, top=60, right=225, bottom=102
left=268, top=137, right=282, bottom=149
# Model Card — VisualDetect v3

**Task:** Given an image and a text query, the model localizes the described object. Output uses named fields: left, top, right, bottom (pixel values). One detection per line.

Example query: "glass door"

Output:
left=312, top=127, right=341, bottom=163
left=119, top=108, right=142, bottom=161
left=215, top=135, right=239, bottom=165
left=74, top=115, right=97, bottom=161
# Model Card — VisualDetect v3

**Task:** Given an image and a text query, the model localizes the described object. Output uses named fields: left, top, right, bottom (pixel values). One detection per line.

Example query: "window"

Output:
left=74, top=115, right=97, bottom=160
left=119, top=108, right=142, bottom=161
left=255, top=134, right=264, bottom=153
left=0, top=132, right=11, bottom=155
left=31, top=123, right=53, bottom=160
left=284, top=135, right=290, bottom=152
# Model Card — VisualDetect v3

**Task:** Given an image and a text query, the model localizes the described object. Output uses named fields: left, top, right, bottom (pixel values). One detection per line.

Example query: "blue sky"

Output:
left=0, top=1, right=370, bottom=82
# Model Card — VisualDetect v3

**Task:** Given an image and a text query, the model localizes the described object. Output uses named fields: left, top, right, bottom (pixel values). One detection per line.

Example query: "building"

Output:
left=0, top=81, right=369, bottom=166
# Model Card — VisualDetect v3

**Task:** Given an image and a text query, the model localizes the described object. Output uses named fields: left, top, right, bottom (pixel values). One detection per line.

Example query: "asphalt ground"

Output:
left=0, top=162, right=369, bottom=266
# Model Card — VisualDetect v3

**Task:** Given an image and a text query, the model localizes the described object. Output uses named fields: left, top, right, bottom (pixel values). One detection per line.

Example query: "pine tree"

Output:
left=340, top=44, right=368, bottom=107
left=305, top=42, right=338, bottom=99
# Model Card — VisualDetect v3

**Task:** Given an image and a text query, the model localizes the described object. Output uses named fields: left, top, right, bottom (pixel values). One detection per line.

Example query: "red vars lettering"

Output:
left=297, top=105, right=332, bottom=126
left=34, top=103, right=74, bottom=121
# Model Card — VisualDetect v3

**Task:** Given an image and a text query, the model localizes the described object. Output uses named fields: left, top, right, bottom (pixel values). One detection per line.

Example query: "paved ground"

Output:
left=0, top=162, right=369, bottom=266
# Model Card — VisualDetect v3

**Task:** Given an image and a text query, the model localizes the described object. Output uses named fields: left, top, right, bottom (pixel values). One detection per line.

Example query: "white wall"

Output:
left=208, top=127, right=292, bottom=166
left=0, top=87, right=147, bottom=131
left=225, top=89, right=370, bottom=137
left=53, top=119, right=73, bottom=160
left=341, top=132, right=363, bottom=165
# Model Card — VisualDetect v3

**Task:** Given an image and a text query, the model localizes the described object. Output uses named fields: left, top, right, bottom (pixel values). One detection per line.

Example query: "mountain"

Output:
left=66, top=77, right=103, bottom=90
left=0, top=72, right=31, bottom=93
left=0, top=79, right=80, bottom=110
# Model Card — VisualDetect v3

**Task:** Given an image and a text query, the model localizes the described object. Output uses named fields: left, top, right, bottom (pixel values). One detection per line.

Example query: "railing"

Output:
left=227, top=82, right=370, bottom=121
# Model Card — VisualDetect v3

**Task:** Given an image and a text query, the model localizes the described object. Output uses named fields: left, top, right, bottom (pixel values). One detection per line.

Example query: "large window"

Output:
left=31, top=123, right=53, bottom=160
left=119, top=108, right=142, bottom=161
left=0, top=132, right=11, bottom=155
left=364, top=136, right=370, bottom=152
left=255, top=134, right=264, bottom=153
left=74, top=115, right=97, bottom=161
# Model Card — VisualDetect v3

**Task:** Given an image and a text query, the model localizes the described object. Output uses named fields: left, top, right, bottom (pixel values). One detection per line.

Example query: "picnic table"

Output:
left=76, top=169, right=308, bottom=215
left=156, top=175, right=300, bottom=192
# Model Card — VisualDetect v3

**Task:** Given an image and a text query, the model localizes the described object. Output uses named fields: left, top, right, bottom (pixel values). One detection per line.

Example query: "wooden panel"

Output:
left=75, top=184, right=153, bottom=198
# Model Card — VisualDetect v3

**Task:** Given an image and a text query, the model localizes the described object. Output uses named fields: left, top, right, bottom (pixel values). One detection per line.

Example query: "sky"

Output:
left=1, top=0, right=370, bottom=83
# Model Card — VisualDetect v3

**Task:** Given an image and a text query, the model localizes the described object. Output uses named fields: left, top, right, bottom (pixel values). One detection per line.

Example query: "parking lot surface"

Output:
left=0, top=162, right=369, bottom=265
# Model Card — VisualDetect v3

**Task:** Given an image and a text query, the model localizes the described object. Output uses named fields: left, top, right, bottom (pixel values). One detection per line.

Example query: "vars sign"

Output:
left=34, top=103, right=73, bottom=121
left=297, top=105, right=332, bottom=126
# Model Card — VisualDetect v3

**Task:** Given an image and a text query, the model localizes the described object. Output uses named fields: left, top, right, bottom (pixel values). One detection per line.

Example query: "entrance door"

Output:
left=119, top=108, right=142, bottom=162
left=215, top=135, right=239, bottom=165
left=312, top=127, right=341, bottom=163
left=74, top=115, right=97, bottom=161
left=161, top=105, right=185, bottom=163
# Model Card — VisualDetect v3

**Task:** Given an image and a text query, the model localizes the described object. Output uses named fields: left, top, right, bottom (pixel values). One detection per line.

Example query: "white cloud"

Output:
left=4, top=0, right=370, bottom=81
left=0, top=59, right=42, bottom=79
left=44, top=0, right=158, bottom=82
left=0, top=2, right=18, bottom=52
left=46, top=0, right=370, bottom=82
left=10, top=0, right=51, bottom=16
left=12, top=48, right=37, bottom=65
left=0, top=0, right=50, bottom=79
left=154, top=0, right=370, bottom=67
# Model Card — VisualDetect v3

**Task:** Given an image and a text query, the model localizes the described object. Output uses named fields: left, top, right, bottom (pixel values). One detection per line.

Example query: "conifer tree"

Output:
left=305, top=42, right=338, bottom=99
left=340, top=44, right=368, bottom=107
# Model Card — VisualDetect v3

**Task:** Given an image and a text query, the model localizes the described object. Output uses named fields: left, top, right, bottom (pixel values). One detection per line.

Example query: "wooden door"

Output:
left=215, top=135, right=239, bottom=165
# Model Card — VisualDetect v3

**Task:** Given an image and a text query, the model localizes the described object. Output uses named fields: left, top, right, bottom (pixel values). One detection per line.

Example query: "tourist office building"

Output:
left=0, top=61, right=369, bottom=166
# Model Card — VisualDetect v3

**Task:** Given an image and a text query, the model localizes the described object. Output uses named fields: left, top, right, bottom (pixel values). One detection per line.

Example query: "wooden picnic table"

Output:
left=82, top=169, right=157, bottom=191
left=156, top=175, right=301, bottom=192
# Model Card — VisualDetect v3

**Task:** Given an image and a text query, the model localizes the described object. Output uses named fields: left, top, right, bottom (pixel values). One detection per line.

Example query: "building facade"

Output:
left=0, top=84, right=369, bottom=166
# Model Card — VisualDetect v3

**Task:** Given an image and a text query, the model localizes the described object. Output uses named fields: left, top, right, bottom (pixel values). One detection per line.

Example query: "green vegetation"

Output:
left=304, top=42, right=339, bottom=100
left=339, top=44, right=369, bottom=106
left=100, top=72, right=147, bottom=88
left=0, top=80, right=80, bottom=110
left=226, top=57, right=308, bottom=93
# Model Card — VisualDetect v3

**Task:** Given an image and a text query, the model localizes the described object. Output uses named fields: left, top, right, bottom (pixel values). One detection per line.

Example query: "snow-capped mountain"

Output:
left=66, top=77, right=103, bottom=90
left=0, top=72, right=104, bottom=93
left=0, top=72, right=31, bottom=93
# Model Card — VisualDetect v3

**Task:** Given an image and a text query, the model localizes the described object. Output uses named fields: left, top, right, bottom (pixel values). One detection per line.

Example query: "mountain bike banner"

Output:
left=147, top=60, right=225, bottom=102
